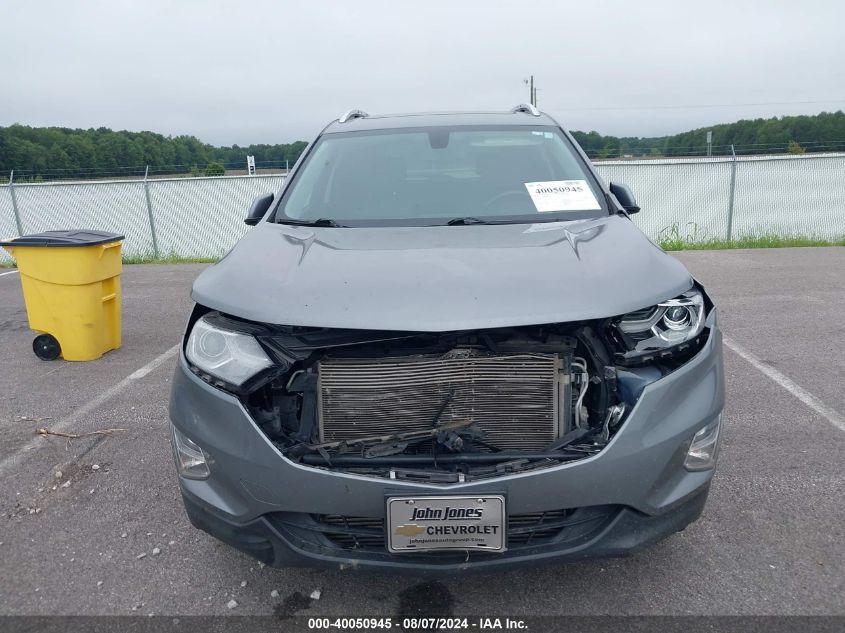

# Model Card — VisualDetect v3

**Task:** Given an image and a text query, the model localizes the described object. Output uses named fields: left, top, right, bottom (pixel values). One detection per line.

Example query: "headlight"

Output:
left=613, top=289, right=707, bottom=363
left=186, top=316, right=273, bottom=388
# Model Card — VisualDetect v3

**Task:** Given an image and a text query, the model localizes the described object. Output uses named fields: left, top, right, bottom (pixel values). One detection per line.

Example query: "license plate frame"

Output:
left=386, top=495, right=506, bottom=553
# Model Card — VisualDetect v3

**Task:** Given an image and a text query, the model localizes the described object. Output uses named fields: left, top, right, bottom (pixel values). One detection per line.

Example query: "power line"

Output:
left=548, top=98, right=845, bottom=112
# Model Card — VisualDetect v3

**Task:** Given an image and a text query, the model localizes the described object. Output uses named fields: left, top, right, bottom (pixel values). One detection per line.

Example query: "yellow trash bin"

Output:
left=1, top=230, right=124, bottom=361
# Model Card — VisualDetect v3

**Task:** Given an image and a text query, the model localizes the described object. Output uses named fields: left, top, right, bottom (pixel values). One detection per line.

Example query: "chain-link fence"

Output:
left=596, top=157, right=734, bottom=242
left=1, top=154, right=844, bottom=264
left=595, top=153, right=845, bottom=242
left=0, top=174, right=285, bottom=263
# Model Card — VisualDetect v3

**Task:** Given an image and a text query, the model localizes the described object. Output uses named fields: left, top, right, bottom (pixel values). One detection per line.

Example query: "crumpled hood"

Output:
left=192, top=215, right=692, bottom=331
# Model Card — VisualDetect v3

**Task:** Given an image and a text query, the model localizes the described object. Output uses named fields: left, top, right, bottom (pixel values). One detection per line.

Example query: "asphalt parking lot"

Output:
left=0, top=248, right=843, bottom=617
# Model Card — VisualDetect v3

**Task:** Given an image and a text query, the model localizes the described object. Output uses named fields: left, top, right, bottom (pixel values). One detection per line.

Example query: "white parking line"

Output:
left=724, top=336, right=845, bottom=434
left=0, top=343, right=180, bottom=475
left=0, top=269, right=19, bottom=277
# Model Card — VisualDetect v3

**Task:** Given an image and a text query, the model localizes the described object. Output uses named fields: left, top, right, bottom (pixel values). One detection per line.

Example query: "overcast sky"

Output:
left=2, top=0, right=843, bottom=146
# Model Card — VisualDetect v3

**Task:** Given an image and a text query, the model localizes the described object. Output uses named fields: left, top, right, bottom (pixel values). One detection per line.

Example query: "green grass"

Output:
left=659, top=234, right=845, bottom=251
left=657, top=223, right=845, bottom=251
left=2, top=250, right=219, bottom=267
left=121, top=253, right=219, bottom=264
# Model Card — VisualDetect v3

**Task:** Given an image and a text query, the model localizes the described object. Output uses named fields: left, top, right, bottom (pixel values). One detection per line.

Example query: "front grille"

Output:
left=315, top=515, right=385, bottom=549
left=506, top=510, right=573, bottom=545
left=306, top=507, right=615, bottom=551
left=318, top=352, right=565, bottom=451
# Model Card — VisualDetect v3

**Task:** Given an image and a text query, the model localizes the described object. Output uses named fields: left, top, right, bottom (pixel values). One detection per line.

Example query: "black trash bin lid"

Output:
left=0, top=230, right=125, bottom=247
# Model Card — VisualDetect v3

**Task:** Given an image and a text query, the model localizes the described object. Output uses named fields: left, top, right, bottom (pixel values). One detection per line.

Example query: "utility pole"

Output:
left=523, top=76, right=538, bottom=106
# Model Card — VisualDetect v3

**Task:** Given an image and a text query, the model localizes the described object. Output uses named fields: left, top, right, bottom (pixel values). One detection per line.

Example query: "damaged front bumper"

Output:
left=180, top=480, right=710, bottom=574
left=169, top=308, right=723, bottom=572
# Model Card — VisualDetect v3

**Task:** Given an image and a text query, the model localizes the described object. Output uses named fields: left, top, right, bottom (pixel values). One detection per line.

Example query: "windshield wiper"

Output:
left=277, top=218, right=346, bottom=227
left=445, top=217, right=491, bottom=226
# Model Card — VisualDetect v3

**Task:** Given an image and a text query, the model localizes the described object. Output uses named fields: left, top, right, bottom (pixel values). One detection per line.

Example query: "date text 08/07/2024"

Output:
left=307, top=617, right=528, bottom=630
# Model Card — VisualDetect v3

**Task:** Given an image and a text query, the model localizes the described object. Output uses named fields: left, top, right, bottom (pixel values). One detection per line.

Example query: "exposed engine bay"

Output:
left=184, top=307, right=709, bottom=483
left=240, top=321, right=632, bottom=483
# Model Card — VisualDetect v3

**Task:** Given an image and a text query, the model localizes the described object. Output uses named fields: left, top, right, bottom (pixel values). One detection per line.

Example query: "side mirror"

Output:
left=244, top=193, right=274, bottom=226
left=609, top=182, right=640, bottom=214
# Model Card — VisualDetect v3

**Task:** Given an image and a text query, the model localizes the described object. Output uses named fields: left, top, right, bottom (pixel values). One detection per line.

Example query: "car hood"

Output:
left=192, top=215, right=692, bottom=331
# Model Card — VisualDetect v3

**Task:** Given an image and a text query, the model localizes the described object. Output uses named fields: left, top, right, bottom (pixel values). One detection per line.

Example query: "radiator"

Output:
left=317, top=351, right=569, bottom=451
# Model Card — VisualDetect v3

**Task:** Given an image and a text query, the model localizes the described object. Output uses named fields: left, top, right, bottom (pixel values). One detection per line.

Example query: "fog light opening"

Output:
left=684, top=415, right=721, bottom=471
left=172, top=424, right=210, bottom=480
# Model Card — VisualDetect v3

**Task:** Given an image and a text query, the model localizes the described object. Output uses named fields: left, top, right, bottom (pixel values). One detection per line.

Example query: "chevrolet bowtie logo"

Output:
left=394, top=524, right=426, bottom=537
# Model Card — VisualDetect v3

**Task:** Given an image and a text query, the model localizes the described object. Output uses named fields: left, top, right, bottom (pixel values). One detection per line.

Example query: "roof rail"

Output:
left=511, top=103, right=540, bottom=117
left=338, top=109, right=369, bottom=124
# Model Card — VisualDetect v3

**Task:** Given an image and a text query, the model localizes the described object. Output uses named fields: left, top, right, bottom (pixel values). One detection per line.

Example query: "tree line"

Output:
left=0, top=125, right=308, bottom=178
left=571, top=110, right=845, bottom=158
left=1, top=110, right=844, bottom=179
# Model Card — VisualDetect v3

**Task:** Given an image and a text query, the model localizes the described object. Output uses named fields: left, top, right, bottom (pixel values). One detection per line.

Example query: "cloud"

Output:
left=2, top=0, right=843, bottom=144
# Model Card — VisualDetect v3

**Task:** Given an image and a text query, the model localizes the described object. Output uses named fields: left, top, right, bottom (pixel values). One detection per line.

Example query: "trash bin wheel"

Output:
left=33, top=334, right=61, bottom=361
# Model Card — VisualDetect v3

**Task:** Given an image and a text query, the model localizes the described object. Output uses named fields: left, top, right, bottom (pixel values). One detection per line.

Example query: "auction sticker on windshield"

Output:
left=387, top=496, right=506, bottom=553
left=525, top=179, right=601, bottom=212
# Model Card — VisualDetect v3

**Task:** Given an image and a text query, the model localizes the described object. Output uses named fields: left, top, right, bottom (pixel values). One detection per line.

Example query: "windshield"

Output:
left=275, top=125, right=608, bottom=226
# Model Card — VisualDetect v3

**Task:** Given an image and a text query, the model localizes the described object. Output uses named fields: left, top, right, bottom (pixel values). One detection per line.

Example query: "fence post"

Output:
left=143, top=165, right=160, bottom=257
left=726, top=145, right=737, bottom=241
left=8, top=170, right=24, bottom=236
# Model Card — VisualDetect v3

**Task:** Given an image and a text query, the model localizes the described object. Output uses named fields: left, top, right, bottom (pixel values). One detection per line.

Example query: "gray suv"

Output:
left=169, top=105, right=724, bottom=573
